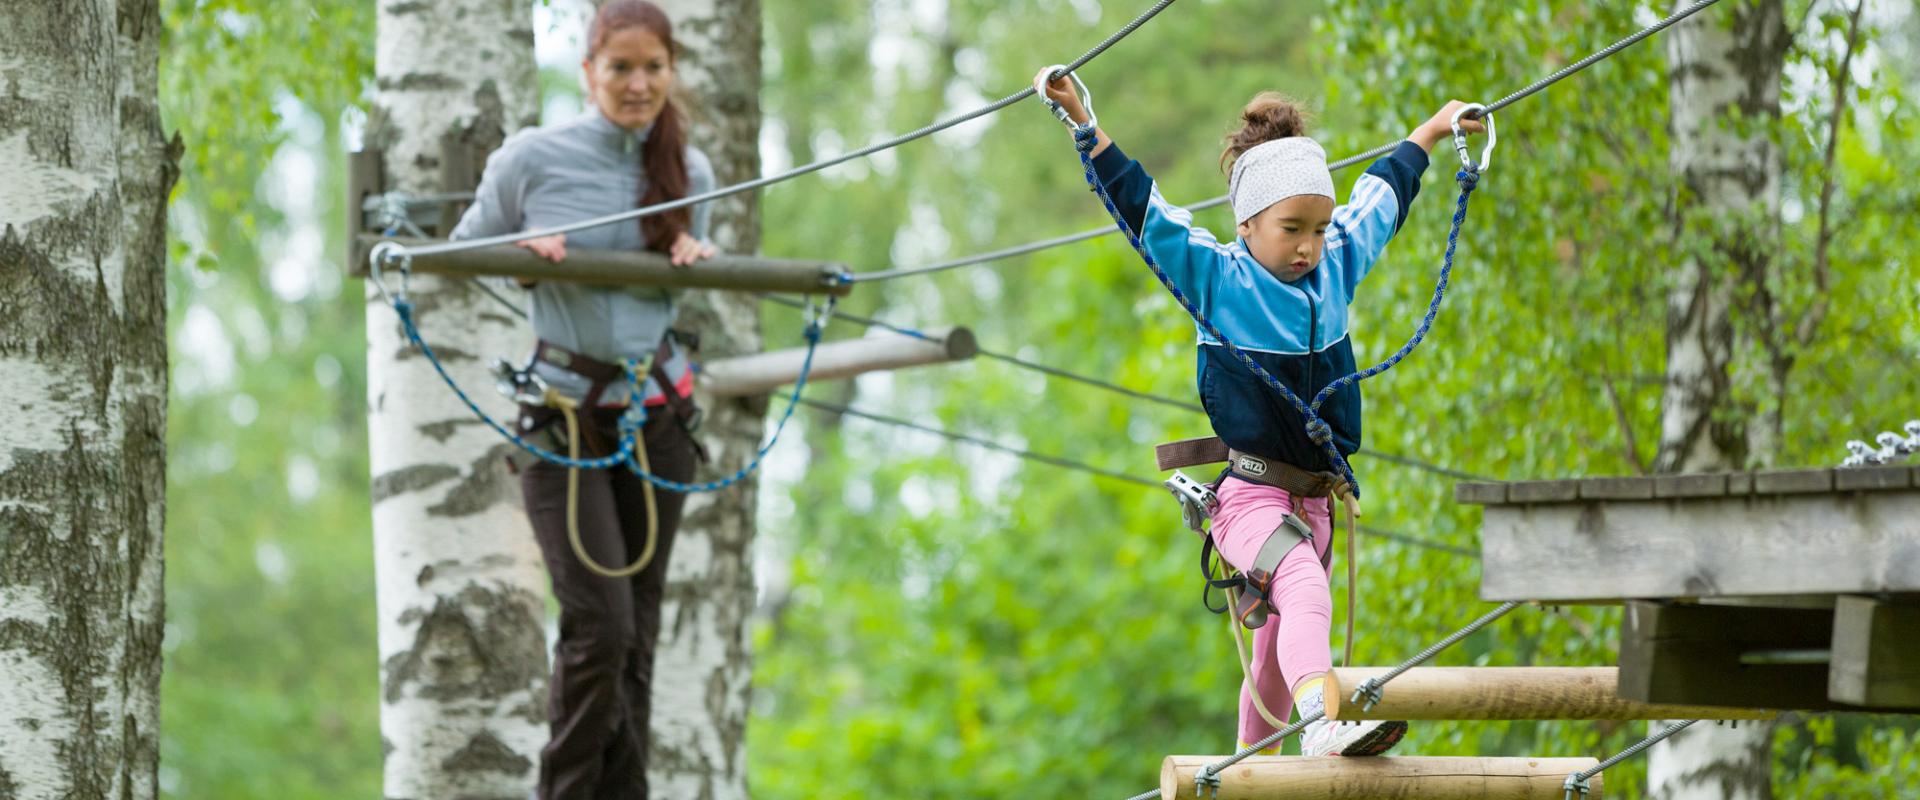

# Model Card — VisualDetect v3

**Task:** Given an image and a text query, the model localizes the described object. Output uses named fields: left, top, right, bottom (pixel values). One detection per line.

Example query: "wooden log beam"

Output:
left=1158, top=756, right=1600, bottom=800
left=699, top=327, right=977, bottom=397
left=1323, top=667, right=1775, bottom=721
left=1467, top=475, right=1920, bottom=603
left=1828, top=595, right=1920, bottom=708
left=354, top=234, right=853, bottom=295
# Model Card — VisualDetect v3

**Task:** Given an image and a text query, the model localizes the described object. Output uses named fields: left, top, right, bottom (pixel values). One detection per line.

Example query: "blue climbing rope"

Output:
left=1070, top=126, right=1481, bottom=498
left=380, top=263, right=832, bottom=492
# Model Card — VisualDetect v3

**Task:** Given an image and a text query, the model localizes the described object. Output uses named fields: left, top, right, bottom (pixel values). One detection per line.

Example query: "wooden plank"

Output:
left=1455, top=482, right=1508, bottom=505
left=1158, top=756, right=1601, bottom=800
left=1828, top=596, right=1920, bottom=708
left=1479, top=491, right=1920, bottom=602
left=355, top=234, right=853, bottom=295
left=1324, top=667, right=1774, bottom=721
left=436, top=134, right=485, bottom=237
left=1580, top=477, right=1654, bottom=500
left=1617, top=601, right=1843, bottom=711
left=700, top=327, right=976, bottom=398
left=1752, top=468, right=1834, bottom=494
left=1506, top=479, right=1579, bottom=504
left=1725, top=471, right=1754, bottom=495
left=1835, top=466, right=1914, bottom=492
left=346, top=148, right=384, bottom=278
left=1652, top=473, right=1727, bottom=499
left=1155, top=436, right=1228, bottom=471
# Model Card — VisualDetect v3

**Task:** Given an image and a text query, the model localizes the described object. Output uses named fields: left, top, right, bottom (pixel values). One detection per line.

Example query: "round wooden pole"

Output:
left=699, top=327, right=976, bottom=397
left=1325, top=667, right=1777, bottom=721
left=1158, top=756, right=1600, bottom=800
left=358, top=234, right=853, bottom=295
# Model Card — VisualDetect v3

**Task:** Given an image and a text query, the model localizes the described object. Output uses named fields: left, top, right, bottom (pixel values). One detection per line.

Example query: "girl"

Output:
left=1035, top=69, right=1482, bottom=756
left=449, top=2, right=717, bottom=796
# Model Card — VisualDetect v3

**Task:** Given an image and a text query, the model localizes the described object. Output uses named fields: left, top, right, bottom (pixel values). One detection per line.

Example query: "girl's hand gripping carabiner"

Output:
left=1033, top=64, right=1098, bottom=138
left=1450, top=103, right=1496, bottom=173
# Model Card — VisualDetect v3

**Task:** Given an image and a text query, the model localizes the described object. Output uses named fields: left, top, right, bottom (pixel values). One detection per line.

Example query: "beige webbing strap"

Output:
left=1338, top=491, right=1361, bottom=667
left=1225, top=584, right=1289, bottom=730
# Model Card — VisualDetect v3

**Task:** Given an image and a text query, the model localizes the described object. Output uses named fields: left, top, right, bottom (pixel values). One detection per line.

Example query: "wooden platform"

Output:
left=1458, top=466, right=1920, bottom=711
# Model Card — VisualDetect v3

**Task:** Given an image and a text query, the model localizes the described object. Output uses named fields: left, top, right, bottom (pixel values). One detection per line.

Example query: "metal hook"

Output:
left=1037, top=63, right=1098, bottom=136
left=368, top=240, right=413, bottom=306
left=1450, top=103, right=1496, bottom=173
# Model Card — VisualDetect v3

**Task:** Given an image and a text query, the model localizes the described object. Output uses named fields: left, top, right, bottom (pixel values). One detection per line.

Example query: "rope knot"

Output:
left=1455, top=167, right=1480, bottom=191
left=1073, top=127, right=1098, bottom=153
left=1305, top=418, right=1334, bottom=446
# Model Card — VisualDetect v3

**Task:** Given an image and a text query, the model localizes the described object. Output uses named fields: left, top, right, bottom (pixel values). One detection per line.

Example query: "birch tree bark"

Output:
left=646, top=1, right=764, bottom=796
left=1650, top=1, right=1789, bottom=796
left=0, top=1, right=174, bottom=797
left=365, top=4, right=547, bottom=797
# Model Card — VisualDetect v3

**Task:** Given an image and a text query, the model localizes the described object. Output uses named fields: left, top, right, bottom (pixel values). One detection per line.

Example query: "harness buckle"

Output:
left=1164, top=470, right=1218, bottom=535
left=490, top=357, right=551, bottom=407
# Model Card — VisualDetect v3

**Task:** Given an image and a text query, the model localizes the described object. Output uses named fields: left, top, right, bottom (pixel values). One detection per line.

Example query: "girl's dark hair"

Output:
left=588, top=0, right=691, bottom=253
left=1219, top=92, right=1311, bottom=174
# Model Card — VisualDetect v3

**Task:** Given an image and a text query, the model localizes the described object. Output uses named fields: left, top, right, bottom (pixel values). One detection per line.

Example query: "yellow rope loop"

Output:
left=549, top=388, right=661, bottom=580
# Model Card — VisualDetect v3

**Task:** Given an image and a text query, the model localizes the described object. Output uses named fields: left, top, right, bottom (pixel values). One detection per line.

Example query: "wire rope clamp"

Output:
left=1350, top=677, right=1386, bottom=712
left=1449, top=103, right=1496, bottom=173
left=1036, top=64, right=1099, bottom=138
left=1192, top=768, right=1221, bottom=799
left=1562, top=772, right=1593, bottom=800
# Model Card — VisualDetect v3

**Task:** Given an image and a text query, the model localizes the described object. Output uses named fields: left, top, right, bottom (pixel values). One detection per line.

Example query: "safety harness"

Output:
left=492, top=332, right=707, bottom=579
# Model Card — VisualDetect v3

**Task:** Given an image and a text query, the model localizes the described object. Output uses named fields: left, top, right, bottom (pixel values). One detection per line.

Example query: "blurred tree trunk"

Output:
left=646, top=0, right=763, bottom=796
left=1651, top=1, right=1788, bottom=796
left=364, top=3, right=546, bottom=796
left=0, top=0, right=173, bottom=797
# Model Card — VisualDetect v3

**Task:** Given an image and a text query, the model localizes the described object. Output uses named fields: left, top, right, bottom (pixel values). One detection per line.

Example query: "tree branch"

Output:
left=1795, top=0, right=1866, bottom=348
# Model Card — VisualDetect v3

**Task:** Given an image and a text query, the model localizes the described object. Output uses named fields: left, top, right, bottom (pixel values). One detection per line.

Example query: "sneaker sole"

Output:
left=1335, top=720, right=1407, bottom=757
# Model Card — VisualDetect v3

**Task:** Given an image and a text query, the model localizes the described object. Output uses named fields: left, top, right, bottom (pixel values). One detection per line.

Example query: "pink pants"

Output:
left=1210, top=475, right=1335, bottom=746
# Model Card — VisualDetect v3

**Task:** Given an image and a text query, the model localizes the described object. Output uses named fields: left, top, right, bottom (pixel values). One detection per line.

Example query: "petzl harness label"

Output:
left=1235, top=454, right=1267, bottom=477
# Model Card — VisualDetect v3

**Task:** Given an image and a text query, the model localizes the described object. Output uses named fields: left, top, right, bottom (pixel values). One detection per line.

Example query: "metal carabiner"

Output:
left=1450, top=103, right=1496, bottom=173
left=367, top=240, right=414, bottom=306
left=1037, top=63, right=1098, bottom=136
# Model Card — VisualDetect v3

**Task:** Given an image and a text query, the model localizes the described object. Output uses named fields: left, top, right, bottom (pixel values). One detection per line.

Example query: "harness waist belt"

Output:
left=1225, top=448, right=1346, bottom=498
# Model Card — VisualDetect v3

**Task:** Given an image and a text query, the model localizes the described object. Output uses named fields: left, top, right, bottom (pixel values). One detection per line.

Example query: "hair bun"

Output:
left=1220, top=92, right=1312, bottom=174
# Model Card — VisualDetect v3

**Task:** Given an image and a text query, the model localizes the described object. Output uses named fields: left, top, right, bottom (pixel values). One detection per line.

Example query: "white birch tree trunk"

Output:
left=365, top=4, right=547, bottom=797
left=1651, top=1, right=1788, bottom=796
left=646, top=1, right=764, bottom=796
left=0, top=1, right=173, bottom=797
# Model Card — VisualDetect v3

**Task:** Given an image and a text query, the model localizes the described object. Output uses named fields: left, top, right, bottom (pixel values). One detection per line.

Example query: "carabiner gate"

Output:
left=1037, top=63, right=1098, bottom=136
left=1450, top=103, right=1496, bottom=173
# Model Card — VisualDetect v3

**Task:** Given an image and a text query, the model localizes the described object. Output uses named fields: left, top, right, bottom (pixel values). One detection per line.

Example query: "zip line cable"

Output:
left=762, top=294, right=1490, bottom=482
left=804, top=397, right=1476, bottom=557
left=849, top=0, right=1727, bottom=284
left=368, top=0, right=1183, bottom=264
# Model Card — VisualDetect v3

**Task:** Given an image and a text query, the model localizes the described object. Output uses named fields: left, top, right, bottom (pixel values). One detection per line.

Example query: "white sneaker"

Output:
left=1298, top=718, right=1408, bottom=756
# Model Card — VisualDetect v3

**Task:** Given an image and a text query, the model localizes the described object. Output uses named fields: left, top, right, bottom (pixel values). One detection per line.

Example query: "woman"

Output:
left=447, top=2, right=715, bottom=796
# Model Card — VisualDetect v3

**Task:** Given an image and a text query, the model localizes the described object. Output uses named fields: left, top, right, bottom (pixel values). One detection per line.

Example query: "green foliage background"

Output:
left=156, top=0, right=1919, bottom=797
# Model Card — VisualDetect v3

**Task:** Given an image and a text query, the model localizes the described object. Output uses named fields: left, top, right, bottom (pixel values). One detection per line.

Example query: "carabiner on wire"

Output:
left=368, top=240, right=414, bottom=306
left=1449, top=103, right=1496, bottom=173
left=1037, top=63, right=1098, bottom=137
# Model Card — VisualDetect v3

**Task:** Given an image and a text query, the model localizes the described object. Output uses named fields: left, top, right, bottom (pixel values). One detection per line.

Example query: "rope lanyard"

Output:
left=1065, top=116, right=1485, bottom=499
left=372, top=245, right=835, bottom=494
